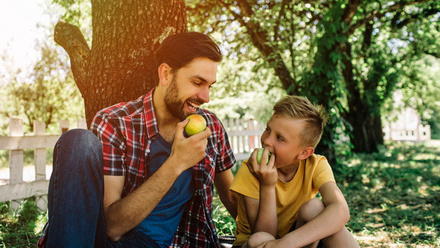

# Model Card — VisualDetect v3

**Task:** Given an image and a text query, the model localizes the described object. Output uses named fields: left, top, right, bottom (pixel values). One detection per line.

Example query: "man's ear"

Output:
left=298, top=147, right=314, bottom=160
left=158, top=63, right=172, bottom=86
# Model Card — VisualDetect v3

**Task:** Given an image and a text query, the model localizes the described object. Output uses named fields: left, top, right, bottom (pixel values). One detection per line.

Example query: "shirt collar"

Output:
left=144, top=89, right=160, bottom=140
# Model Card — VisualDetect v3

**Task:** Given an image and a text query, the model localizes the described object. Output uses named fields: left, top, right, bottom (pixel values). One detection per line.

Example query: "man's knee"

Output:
left=58, top=129, right=101, bottom=148
left=53, top=129, right=103, bottom=172
left=298, top=198, right=325, bottom=222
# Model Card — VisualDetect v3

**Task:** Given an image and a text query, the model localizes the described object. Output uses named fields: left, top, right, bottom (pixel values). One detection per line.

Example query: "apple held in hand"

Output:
left=184, top=114, right=207, bottom=136
left=256, top=148, right=271, bottom=165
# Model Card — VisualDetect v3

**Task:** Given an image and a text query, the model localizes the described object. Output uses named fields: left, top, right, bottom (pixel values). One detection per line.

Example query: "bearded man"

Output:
left=39, top=32, right=237, bottom=248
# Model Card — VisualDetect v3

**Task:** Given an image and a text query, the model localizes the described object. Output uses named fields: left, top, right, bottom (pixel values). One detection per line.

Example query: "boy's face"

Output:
left=163, top=57, right=217, bottom=120
left=261, top=114, right=307, bottom=170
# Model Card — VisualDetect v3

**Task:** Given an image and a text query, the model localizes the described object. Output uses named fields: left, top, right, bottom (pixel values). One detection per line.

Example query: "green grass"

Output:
left=0, top=199, right=47, bottom=247
left=1, top=141, right=439, bottom=247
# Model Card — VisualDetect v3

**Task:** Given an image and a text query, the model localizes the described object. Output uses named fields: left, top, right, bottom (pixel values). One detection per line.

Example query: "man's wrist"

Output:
left=161, top=156, right=184, bottom=177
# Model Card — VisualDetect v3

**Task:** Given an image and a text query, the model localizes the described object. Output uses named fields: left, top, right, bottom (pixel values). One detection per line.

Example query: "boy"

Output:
left=230, top=96, right=359, bottom=248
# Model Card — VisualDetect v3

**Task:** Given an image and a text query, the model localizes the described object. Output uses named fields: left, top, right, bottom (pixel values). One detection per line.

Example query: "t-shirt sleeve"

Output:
left=90, top=111, right=126, bottom=176
left=312, top=156, right=335, bottom=191
left=230, top=161, right=260, bottom=200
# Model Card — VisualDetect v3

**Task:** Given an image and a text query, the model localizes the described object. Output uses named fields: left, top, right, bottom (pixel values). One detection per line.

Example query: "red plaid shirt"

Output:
left=90, top=89, right=236, bottom=247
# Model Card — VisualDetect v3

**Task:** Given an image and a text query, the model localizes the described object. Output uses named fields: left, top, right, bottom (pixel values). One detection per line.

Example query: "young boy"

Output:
left=230, top=96, right=359, bottom=248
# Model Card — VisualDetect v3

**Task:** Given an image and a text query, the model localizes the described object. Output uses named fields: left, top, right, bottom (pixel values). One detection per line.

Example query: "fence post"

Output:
left=34, top=120, right=48, bottom=211
left=77, top=118, right=87, bottom=129
left=9, top=118, right=24, bottom=212
left=60, top=120, right=70, bottom=134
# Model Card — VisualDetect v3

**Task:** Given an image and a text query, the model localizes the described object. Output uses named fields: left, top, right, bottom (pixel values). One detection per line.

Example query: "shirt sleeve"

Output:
left=90, top=110, right=126, bottom=176
left=214, top=118, right=236, bottom=173
left=312, top=156, right=335, bottom=191
left=230, top=161, right=260, bottom=200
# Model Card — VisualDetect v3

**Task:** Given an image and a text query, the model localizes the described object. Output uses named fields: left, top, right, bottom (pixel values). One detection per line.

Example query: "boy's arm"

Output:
left=263, top=181, right=350, bottom=248
left=245, top=150, right=278, bottom=237
left=244, top=187, right=277, bottom=237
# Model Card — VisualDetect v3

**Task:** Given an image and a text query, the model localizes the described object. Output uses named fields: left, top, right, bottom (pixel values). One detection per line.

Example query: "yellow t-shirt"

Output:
left=229, top=154, right=335, bottom=246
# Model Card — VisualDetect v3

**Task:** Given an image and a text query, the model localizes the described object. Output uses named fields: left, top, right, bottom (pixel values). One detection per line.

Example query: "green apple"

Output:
left=184, top=114, right=207, bottom=136
left=256, top=148, right=271, bottom=164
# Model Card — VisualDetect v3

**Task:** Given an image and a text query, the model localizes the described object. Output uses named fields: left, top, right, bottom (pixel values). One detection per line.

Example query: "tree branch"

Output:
left=54, top=20, right=90, bottom=94
left=348, top=0, right=429, bottom=35
left=342, top=0, right=361, bottom=25
left=215, top=0, right=296, bottom=91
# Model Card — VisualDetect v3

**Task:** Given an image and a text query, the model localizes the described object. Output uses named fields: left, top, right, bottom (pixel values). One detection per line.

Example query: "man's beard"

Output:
left=164, top=77, right=186, bottom=121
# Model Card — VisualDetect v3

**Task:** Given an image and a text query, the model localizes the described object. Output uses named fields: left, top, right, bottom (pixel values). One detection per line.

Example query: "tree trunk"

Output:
left=54, top=0, right=187, bottom=126
left=342, top=39, right=383, bottom=153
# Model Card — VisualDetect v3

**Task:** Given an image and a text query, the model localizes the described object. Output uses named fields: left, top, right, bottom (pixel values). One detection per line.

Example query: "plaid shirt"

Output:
left=90, top=89, right=236, bottom=247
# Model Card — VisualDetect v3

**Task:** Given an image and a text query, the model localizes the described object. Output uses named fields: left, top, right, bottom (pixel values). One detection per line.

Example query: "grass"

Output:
left=1, top=141, right=439, bottom=247
left=0, top=199, right=47, bottom=247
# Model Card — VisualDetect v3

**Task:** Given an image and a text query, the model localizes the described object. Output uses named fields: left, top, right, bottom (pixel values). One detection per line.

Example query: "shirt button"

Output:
left=146, top=149, right=150, bottom=153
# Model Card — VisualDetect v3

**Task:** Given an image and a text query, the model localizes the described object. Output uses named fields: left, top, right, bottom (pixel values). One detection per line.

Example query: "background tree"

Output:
left=0, top=42, right=84, bottom=134
left=339, top=0, right=439, bottom=152
left=188, top=0, right=439, bottom=158
left=53, top=0, right=187, bottom=126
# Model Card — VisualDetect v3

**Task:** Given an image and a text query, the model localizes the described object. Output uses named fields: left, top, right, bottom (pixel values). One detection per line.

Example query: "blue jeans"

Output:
left=45, top=129, right=161, bottom=248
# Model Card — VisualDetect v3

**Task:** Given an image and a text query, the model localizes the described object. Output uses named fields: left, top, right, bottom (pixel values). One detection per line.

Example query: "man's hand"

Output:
left=247, top=148, right=277, bottom=187
left=169, top=118, right=211, bottom=174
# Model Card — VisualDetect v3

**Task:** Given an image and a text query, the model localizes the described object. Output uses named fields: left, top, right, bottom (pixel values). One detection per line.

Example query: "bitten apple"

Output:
left=184, top=114, right=207, bottom=136
left=256, top=148, right=271, bottom=165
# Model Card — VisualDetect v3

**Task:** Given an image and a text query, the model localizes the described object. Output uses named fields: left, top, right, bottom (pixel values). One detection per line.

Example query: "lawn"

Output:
left=1, top=141, right=439, bottom=247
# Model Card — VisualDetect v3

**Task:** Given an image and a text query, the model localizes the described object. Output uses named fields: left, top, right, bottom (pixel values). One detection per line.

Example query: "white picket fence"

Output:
left=223, top=118, right=265, bottom=161
left=0, top=116, right=433, bottom=211
left=0, top=118, right=87, bottom=211
left=0, top=117, right=264, bottom=211
left=383, top=124, right=431, bottom=142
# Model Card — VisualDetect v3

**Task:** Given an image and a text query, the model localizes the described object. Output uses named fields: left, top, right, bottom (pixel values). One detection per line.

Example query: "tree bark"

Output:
left=55, top=0, right=187, bottom=126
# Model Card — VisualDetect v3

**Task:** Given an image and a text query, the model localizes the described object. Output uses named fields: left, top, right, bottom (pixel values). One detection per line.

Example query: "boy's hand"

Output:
left=247, top=148, right=277, bottom=187
left=169, top=118, right=211, bottom=173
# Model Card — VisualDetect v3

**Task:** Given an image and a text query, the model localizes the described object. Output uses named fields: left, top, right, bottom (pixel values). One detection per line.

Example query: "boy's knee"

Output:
left=247, top=232, right=275, bottom=248
left=298, top=198, right=325, bottom=222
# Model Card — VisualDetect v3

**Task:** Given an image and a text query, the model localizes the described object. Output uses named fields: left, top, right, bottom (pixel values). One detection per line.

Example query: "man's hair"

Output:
left=154, top=32, right=222, bottom=82
left=273, top=96, right=328, bottom=148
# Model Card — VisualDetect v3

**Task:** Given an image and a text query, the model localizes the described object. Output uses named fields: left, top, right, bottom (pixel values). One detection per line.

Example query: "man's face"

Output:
left=164, top=57, right=218, bottom=120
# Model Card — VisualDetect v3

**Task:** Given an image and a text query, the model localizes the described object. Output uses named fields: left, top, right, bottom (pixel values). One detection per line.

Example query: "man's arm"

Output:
left=262, top=182, right=351, bottom=248
left=103, top=120, right=211, bottom=241
left=214, top=169, right=238, bottom=219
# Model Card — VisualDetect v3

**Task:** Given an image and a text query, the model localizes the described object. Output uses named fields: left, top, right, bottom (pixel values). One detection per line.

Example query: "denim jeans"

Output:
left=45, top=129, right=161, bottom=248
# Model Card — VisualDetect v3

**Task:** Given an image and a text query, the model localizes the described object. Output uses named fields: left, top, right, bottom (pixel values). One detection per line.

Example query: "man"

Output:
left=39, top=32, right=237, bottom=248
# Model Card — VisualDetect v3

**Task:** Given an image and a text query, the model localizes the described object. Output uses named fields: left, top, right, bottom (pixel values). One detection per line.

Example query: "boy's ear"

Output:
left=158, top=63, right=172, bottom=86
left=298, top=147, right=314, bottom=160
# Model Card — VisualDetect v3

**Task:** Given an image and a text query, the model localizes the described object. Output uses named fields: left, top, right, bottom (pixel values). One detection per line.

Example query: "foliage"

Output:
left=51, top=0, right=92, bottom=45
left=0, top=199, right=47, bottom=247
left=0, top=42, right=85, bottom=135
left=212, top=192, right=236, bottom=236
left=187, top=0, right=440, bottom=155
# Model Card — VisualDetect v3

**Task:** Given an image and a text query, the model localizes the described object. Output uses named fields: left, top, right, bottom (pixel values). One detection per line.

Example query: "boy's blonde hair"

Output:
left=273, top=96, right=328, bottom=148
